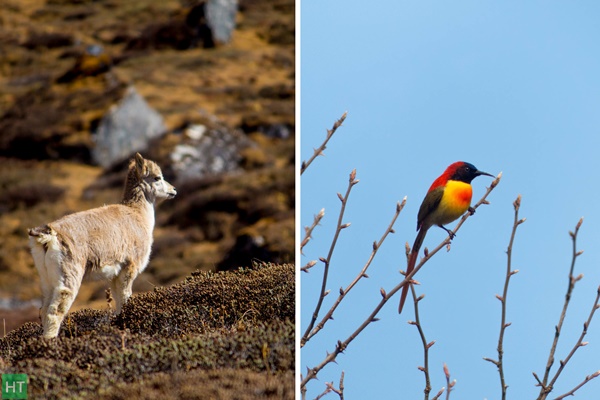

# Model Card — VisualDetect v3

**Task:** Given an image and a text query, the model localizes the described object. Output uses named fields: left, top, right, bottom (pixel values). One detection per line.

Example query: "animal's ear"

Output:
left=134, top=153, right=147, bottom=178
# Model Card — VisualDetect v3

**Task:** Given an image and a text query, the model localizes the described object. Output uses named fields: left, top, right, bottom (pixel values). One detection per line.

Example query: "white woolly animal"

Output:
left=28, top=153, right=176, bottom=338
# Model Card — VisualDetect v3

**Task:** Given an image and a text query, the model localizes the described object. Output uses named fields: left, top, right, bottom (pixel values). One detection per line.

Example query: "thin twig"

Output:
left=302, top=208, right=325, bottom=254
left=301, top=259, right=318, bottom=273
left=431, top=387, right=445, bottom=400
left=301, top=173, right=501, bottom=389
left=554, top=370, right=600, bottom=400
left=301, top=198, right=406, bottom=347
left=536, top=218, right=584, bottom=398
left=301, top=112, right=347, bottom=175
left=484, top=195, right=525, bottom=400
left=443, top=363, right=455, bottom=400
left=312, top=372, right=345, bottom=400
left=301, top=169, right=358, bottom=346
left=545, top=285, right=600, bottom=397
left=409, top=284, right=433, bottom=400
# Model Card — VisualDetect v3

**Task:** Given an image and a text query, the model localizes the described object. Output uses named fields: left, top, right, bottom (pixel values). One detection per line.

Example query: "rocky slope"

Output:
left=0, top=0, right=295, bottom=396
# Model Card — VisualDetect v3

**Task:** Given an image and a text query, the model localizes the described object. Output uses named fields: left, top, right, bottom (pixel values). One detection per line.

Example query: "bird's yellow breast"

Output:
left=435, top=180, right=473, bottom=225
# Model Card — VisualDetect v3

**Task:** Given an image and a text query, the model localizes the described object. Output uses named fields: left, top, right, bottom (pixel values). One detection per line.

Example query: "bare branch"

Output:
left=543, top=285, right=600, bottom=398
left=536, top=218, right=585, bottom=399
left=301, top=198, right=406, bottom=346
left=301, top=208, right=325, bottom=254
left=554, top=370, right=600, bottom=400
left=301, top=169, right=359, bottom=347
left=301, top=111, right=347, bottom=175
left=410, top=284, right=433, bottom=400
left=485, top=194, right=524, bottom=400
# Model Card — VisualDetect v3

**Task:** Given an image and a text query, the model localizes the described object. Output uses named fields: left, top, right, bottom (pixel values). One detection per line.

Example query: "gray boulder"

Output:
left=92, top=86, right=165, bottom=168
left=170, top=123, right=253, bottom=182
left=206, top=0, right=238, bottom=44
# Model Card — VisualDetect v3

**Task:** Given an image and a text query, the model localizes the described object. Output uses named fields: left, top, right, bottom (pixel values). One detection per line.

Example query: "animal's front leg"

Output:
left=111, top=262, right=137, bottom=314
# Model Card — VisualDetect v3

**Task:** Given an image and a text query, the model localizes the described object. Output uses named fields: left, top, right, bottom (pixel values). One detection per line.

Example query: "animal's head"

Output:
left=132, top=153, right=177, bottom=202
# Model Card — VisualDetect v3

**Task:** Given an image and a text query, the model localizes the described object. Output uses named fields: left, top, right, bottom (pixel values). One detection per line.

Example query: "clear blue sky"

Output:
left=300, top=1, right=600, bottom=398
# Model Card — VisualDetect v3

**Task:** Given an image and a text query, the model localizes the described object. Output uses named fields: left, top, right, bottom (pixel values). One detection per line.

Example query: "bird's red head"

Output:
left=429, top=161, right=493, bottom=192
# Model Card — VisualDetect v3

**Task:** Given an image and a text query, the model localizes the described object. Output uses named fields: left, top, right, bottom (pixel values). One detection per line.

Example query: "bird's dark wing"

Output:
left=417, top=186, right=444, bottom=230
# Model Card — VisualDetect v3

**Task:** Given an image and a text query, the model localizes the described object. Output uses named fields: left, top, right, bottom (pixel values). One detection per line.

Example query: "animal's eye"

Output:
left=154, top=176, right=162, bottom=182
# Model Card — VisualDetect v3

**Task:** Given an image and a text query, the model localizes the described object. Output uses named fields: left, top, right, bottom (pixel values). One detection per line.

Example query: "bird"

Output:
left=398, top=161, right=494, bottom=313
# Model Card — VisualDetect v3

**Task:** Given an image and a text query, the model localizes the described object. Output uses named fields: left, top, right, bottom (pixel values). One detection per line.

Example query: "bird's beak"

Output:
left=476, top=170, right=494, bottom=178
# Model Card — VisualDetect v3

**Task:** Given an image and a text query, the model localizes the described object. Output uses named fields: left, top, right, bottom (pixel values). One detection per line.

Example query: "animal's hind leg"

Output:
left=43, top=258, right=83, bottom=338
left=30, top=240, right=51, bottom=328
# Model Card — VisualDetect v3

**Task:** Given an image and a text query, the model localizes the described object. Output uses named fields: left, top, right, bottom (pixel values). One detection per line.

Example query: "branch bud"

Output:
left=427, top=340, right=435, bottom=348
left=373, top=241, right=378, bottom=250
left=380, top=288, right=386, bottom=298
left=339, top=287, right=344, bottom=295
left=443, top=363, right=450, bottom=379
left=491, top=172, right=502, bottom=188
left=340, top=222, right=351, bottom=229
left=397, top=200, right=404, bottom=212
left=337, top=193, right=344, bottom=202
left=513, top=194, right=521, bottom=210
left=349, top=169, right=357, bottom=183
left=324, top=290, right=330, bottom=297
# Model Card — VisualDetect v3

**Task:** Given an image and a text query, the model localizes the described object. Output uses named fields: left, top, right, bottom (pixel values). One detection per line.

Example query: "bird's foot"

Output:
left=440, top=225, right=456, bottom=240
left=468, top=206, right=476, bottom=215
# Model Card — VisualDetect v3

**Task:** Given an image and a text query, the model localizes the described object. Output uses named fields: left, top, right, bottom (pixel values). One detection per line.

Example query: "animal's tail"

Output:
left=28, top=225, right=55, bottom=249
left=398, top=227, right=428, bottom=313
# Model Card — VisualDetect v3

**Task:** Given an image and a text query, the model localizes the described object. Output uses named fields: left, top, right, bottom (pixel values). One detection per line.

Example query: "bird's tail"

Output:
left=398, top=227, right=428, bottom=313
